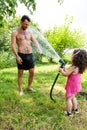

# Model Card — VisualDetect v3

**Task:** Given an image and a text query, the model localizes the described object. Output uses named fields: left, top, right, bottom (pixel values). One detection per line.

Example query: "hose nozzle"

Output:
left=59, top=59, right=65, bottom=68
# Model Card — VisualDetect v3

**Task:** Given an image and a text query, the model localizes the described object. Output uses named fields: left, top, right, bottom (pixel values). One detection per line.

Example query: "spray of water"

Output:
left=29, top=26, right=61, bottom=61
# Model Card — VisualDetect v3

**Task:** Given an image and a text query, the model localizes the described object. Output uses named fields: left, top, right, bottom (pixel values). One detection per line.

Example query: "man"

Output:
left=11, top=15, right=42, bottom=96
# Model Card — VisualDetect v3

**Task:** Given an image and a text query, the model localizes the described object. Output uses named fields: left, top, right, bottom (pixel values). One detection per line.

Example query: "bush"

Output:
left=0, top=51, right=16, bottom=69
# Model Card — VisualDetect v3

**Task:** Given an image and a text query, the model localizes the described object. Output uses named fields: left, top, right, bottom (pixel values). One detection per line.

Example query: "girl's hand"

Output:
left=58, top=67, right=63, bottom=72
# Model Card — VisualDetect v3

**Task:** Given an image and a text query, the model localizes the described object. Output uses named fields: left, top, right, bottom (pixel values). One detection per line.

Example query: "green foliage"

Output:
left=44, top=16, right=87, bottom=57
left=0, top=17, right=20, bottom=69
left=0, top=0, right=63, bottom=27
left=0, top=51, right=16, bottom=69
left=0, top=0, right=36, bottom=26
left=0, top=64, right=87, bottom=129
left=58, top=0, right=64, bottom=5
left=0, top=17, right=20, bottom=51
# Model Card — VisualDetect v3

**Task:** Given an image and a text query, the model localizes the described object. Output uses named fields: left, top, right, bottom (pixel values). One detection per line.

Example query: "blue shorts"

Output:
left=17, top=52, right=35, bottom=70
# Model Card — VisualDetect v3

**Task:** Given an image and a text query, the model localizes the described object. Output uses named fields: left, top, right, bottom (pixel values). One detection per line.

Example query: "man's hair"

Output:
left=21, top=15, right=31, bottom=22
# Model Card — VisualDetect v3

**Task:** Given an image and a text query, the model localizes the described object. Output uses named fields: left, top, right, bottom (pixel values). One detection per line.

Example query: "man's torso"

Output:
left=15, top=28, right=33, bottom=54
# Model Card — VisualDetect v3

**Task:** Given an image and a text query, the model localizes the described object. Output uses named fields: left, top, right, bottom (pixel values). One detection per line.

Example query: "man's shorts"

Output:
left=17, top=52, right=35, bottom=70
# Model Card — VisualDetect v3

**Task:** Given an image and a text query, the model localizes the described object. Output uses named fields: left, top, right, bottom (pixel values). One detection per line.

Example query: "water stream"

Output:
left=29, top=26, right=61, bottom=62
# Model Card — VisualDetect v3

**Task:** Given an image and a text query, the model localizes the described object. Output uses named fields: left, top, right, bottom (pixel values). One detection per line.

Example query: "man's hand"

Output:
left=16, top=56, right=23, bottom=64
left=38, top=47, right=42, bottom=54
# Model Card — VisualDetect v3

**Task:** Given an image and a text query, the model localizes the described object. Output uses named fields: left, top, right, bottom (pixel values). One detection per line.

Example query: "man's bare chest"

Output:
left=16, top=32, right=31, bottom=41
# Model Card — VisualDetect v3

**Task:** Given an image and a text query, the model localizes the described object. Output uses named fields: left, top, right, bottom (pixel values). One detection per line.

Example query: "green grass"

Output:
left=0, top=63, right=87, bottom=130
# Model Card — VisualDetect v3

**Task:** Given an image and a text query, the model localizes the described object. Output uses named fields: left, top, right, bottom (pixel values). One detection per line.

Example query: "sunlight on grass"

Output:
left=0, top=67, right=17, bottom=72
left=35, top=63, right=58, bottom=73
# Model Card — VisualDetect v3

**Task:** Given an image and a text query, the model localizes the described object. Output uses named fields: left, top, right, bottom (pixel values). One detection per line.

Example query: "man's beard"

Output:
left=22, top=26, right=27, bottom=30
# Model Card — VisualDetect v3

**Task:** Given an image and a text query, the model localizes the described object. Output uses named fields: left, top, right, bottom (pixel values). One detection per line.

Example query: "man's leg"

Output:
left=18, top=69, right=24, bottom=93
left=28, top=68, right=34, bottom=90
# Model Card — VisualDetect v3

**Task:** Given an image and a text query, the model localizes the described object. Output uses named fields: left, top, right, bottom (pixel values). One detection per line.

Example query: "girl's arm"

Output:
left=59, top=66, right=75, bottom=76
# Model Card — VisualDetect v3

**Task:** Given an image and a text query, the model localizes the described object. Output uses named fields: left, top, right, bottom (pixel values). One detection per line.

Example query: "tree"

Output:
left=0, top=0, right=64, bottom=26
left=44, top=15, right=87, bottom=58
left=0, top=0, right=35, bottom=26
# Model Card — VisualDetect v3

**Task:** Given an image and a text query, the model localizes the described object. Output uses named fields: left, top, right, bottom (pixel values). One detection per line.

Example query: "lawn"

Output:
left=0, top=63, right=87, bottom=130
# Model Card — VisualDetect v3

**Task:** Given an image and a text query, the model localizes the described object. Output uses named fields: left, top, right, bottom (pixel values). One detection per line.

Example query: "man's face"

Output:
left=21, top=20, right=29, bottom=30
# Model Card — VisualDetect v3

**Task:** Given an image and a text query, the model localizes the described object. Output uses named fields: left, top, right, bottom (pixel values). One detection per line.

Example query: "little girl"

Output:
left=59, top=49, right=87, bottom=116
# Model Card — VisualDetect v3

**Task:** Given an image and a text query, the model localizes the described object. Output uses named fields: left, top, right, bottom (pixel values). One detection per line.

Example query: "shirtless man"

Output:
left=11, top=15, right=42, bottom=96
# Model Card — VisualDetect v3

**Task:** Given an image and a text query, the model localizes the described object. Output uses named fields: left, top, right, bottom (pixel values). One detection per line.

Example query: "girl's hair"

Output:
left=72, top=49, right=87, bottom=73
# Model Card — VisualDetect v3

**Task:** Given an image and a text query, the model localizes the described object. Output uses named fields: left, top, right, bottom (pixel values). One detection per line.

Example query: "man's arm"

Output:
left=11, top=31, right=22, bottom=64
left=31, top=32, right=42, bottom=54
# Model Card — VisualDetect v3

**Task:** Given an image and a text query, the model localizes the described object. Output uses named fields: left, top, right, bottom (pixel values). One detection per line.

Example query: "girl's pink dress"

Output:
left=65, top=73, right=82, bottom=98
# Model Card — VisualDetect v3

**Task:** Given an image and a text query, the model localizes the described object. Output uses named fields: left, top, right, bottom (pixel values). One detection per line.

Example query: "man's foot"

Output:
left=28, top=88, right=36, bottom=92
left=19, top=91, right=24, bottom=96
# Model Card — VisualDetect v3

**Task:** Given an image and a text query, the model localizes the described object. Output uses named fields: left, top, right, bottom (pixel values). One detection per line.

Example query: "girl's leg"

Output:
left=72, top=94, right=78, bottom=109
left=66, top=95, right=73, bottom=113
left=72, top=94, right=79, bottom=113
